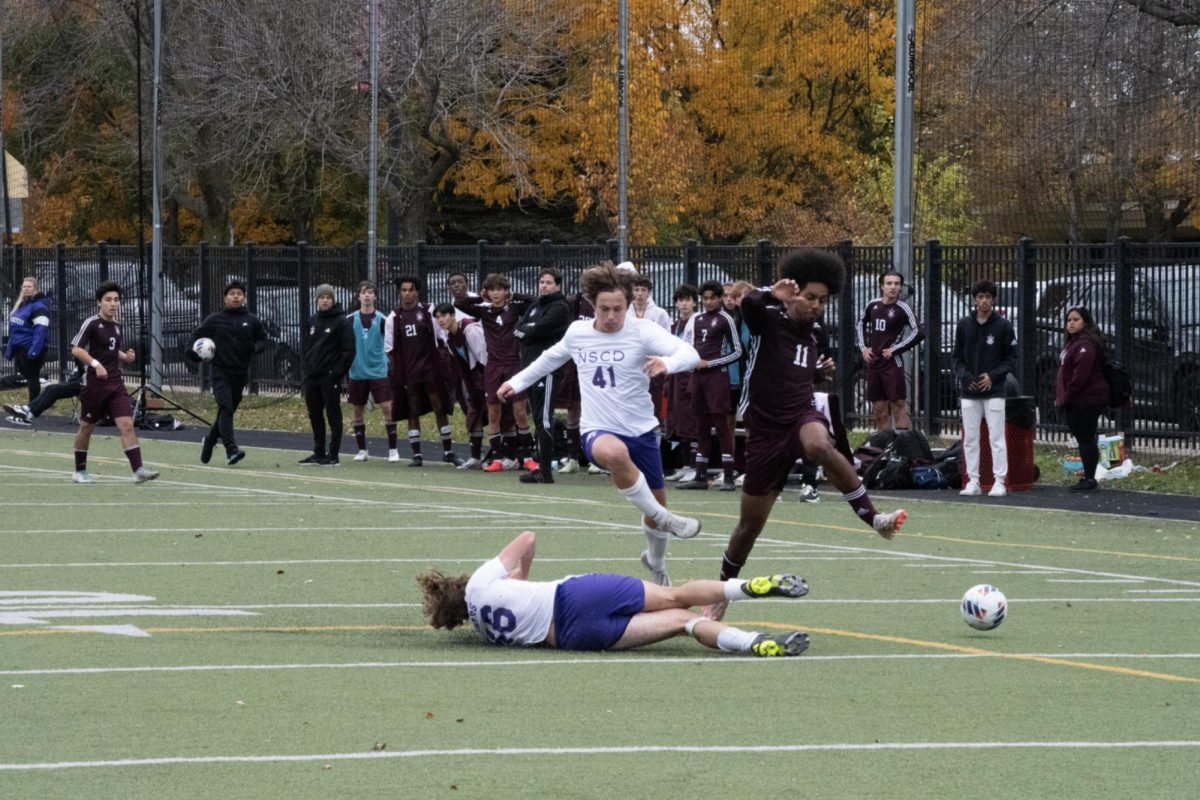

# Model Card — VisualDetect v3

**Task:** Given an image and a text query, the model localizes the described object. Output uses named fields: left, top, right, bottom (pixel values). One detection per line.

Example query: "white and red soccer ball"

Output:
left=961, top=584, right=1007, bottom=631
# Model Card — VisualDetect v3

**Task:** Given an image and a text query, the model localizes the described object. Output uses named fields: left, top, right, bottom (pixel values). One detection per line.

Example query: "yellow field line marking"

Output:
left=747, top=621, right=1200, bottom=684
left=695, top=510, right=1200, bottom=565
left=0, top=624, right=425, bottom=637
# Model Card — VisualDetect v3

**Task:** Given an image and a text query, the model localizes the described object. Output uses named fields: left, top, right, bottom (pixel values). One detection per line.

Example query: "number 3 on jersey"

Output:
left=591, top=365, right=617, bottom=389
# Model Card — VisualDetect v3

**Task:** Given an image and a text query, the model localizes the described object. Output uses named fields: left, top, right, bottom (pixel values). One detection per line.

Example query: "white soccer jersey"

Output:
left=627, top=300, right=672, bottom=331
left=508, top=317, right=699, bottom=437
left=465, top=558, right=561, bottom=647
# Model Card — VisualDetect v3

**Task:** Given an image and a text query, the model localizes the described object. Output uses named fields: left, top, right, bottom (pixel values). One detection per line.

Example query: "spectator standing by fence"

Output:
left=6, top=277, right=52, bottom=404
left=298, top=285, right=354, bottom=466
left=1056, top=306, right=1110, bottom=492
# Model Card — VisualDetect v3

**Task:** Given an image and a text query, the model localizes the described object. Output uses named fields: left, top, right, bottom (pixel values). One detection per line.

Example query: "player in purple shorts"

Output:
left=856, top=270, right=925, bottom=432
left=417, top=530, right=811, bottom=656
left=703, top=250, right=907, bottom=621
left=68, top=281, right=159, bottom=485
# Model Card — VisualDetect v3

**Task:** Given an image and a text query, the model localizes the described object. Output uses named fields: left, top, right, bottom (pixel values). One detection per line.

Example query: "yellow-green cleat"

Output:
left=750, top=632, right=810, bottom=657
left=742, top=574, right=808, bottom=599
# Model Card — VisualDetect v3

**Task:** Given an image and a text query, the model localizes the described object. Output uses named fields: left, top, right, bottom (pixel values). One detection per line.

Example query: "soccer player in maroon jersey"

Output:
left=704, top=250, right=906, bottom=621
left=385, top=276, right=460, bottom=467
left=856, top=270, right=925, bottom=432
left=435, top=303, right=488, bottom=469
left=677, top=280, right=743, bottom=491
left=455, top=273, right=535, bottom=472
left=68, top=281, right=159, bottom=484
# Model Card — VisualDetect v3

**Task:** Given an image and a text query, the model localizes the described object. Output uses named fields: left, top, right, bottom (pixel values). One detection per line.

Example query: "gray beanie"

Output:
left=315, top=284, right=336, bottom=300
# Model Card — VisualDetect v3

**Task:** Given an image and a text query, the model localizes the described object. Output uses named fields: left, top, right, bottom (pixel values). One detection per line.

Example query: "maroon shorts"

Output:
left=866, top=363, right=907, bottom=402
left=668, top=373, right=697, bottom=439
left=689, top=370, right=732, bottom=416
left=555, top=361, right=580, bottom=408
left=741, top=405, right=828, bottom=496
left=80, top=379, right=133, bottom=424
left=347, top=378, right=393, bottom=407
left=485, top=360, right=524, bottom=404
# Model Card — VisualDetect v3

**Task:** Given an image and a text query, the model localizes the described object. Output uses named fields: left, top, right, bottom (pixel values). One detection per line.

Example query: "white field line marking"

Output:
left=969, top=570, right=1070, bottom=575
left=1046, top=579, right=1146, bottom=584
left=4, top=652, right=1200, bottom=679
left=1126, top=589, right=1200, bottom=594
left=1, top=525, right=598, bottom=536
left=3, top=740, right=1200, bottom=771
left=0, top=556, right=910, bottom=568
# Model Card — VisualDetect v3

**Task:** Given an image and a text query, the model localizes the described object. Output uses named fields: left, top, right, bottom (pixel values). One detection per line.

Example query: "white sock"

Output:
left=717, top=627, right=758, bottom=652
left=723, top=580, right=749, bottom=601
left=618, top=473, right=670, bottom=522
left=642, top=522, right=668, bottom=568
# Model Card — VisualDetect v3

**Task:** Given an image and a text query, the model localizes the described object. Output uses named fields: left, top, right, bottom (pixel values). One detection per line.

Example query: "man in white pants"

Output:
left=499, top=262, right=702, bottom=586
left=951, top=280, right=1017, bottom=498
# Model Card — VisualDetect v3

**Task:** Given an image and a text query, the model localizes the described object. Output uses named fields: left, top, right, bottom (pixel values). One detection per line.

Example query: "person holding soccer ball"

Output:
left=417, top=530, right=811, bottom=657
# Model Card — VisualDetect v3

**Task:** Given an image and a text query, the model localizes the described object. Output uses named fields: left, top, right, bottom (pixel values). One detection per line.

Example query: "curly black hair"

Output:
left=776, top=249, right=845, bottom=295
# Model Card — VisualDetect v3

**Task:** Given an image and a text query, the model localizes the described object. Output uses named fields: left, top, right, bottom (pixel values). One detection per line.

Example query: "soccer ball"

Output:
left=961, top=584, right=1007, bottom=631
left=192, top=337, right=216, bottom=362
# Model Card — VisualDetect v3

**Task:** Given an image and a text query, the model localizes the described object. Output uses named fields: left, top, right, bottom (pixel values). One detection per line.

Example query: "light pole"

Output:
left=617, top=0, right=629, bottom=262
left=893, top=0, right=915, bottom=280
left=367, top=0, right=379, bottom=282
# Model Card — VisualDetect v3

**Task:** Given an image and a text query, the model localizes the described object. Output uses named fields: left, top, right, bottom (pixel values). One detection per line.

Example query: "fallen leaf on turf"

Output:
left=276, top=570, right=285, bottom=575
left=373, top=741, right=387, bottom=751
left=424, top=711, right=434, bottom=719
left=323, top=764, right=332, bottom=770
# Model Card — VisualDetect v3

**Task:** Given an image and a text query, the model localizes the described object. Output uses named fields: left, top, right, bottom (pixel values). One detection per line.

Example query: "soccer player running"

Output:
left=346, top=281, right=399, bottom=462
left=68, top=281, right=159, bottom=484
left=190, top=280, right=268, bottom=466
left=417, top=530, right=810, bottom=657
left=856, top=270, right=925, bottom=433
left=498, top=262, right=702, bottom=586
left=385, top=275, right=460, bottom=467
left=704, top=250, right=907, bottom=621
left=677, top=280, right=742, bottom=491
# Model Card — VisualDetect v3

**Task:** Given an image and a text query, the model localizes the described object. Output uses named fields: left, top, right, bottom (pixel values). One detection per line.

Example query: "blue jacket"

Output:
left=6, top=293, right=53, bottom=360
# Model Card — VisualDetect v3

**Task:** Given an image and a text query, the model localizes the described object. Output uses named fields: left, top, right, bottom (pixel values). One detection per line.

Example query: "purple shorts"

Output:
left=689, top=370, right=732, bottom=415
left=741, top=405, right=828, bottom=497
left=553, top=573, right=646, bottom=651
left=866, top=362, right=907, bottom=402
left=347, top=378, right=393, bottom=407
left=80, top=379, right=132, bottom=424
left=583, top=429, right=665, bottom=490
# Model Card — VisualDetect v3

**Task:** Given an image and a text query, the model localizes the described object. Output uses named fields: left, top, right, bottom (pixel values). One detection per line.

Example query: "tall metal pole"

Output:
left=0, top=17, right=13, bottom=248
left=367, top=0, right=379, bottom=282
left=149, top=0, right=165, bottom=387
left=616, top=0, right=629, bottom=262
left=892, top=0, right=915, bottom=280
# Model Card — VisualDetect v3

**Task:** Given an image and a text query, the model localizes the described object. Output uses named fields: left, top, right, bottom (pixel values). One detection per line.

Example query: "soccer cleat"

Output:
left=482, top=459, right=506, bottom=472
left=586, top=463, right=610, bottom=475
left=797, top=484, right=821, bottom=503
left=226, top=449, right=246, bottom=466
left=3, top=403, right=33, bottom=423
left=676, top=478, right=709, bottom=490
left=200, top=436, right=215, bottom=465
left=640, top=550, right=671, bottom=587
left=959, top=481, right=982, bottom=497
left=501, top=458, right=520, bottom=471
left=322, top=457, right=340, bottom=467
left=298, top=453, right=327, bottom=465
left=387, top=449, right=401, bottom=463
left=354, top=450, right=370, bottom=462
left=741, top=574, right=809, bottom=599
left=872, top=509, right=908, bottom=539
left=734, top=473, right=745, bottom=487
left=557, top=458, right=580, bottom=474
left=718, top=476, right=737, bottom=492
left=664, top=467, right=688, bottom=481
left=73, top=470, right=96, bottom=484
left=133, top=466, right=160, bottom=483
left=654, top=512, right=701, bottom=539
left=408, top=454, right=424, bottom=467
left=443, top=453, right=465, bottom=467
left=988, top=482, right=1008, bottom=498
left=750, top=631, right=810, bottom=657
left=458, top=457, right=484, bottom=470
left=4, top=414, right=30, bottom=426
left=701, top=601, right=727, bottom=622
left=522, top=458, right=540, bottom=472
left=1070, top=478, right=1098, bottom=492
left=519, top=470, right=553, bottom=484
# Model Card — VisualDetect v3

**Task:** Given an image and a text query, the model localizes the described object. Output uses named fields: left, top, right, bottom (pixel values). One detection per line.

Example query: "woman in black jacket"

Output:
left=298, top=285, right=355, bottom=465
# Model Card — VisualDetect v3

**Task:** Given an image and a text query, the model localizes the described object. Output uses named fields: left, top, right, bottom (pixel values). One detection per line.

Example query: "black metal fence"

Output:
left=4, top=238, right=1198, bottom=452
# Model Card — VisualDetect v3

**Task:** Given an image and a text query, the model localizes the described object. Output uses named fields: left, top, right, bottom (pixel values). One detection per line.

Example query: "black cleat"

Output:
left=227, top=449, right=246, bottom=466
left=408, top=454, right=424, bottom=467
left=298, top=453, right=327, bottom=465
left=443, top=452, right=465, bottom=467
left=200, top=436, right=215, bottom=465
left=676, top=478, right=710, bottom=490
left=519, top=470, right=554, bottom=484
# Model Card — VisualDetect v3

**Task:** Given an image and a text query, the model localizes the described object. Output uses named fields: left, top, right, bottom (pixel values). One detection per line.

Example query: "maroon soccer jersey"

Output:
left=72, top=315, right=125, bottom=384
left=454, top=295, right=531, bottom=366
left=690, top=308, right=742, bottom=371
left=388, top=304, right=439, bottom=386
left=737, top=290, right=821, bottom=425
left=569, top=293, right=595, bottom=321
left=855, top=299, right=924, bottom=370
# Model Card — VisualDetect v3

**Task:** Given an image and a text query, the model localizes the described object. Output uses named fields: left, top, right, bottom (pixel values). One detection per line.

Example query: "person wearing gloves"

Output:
left=298, top=285, right=355, bottom=466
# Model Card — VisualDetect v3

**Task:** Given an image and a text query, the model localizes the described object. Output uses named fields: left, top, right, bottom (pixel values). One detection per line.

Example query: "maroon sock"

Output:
left=470, top=433, right=483, bottom=460
left=516, top=428, right=532, bottom=460
left=385, top=423, right=397, bottom=449
left=489, top=433, right=503, bottom=460
left=354, top=423, right=367, bottom=450
left=843, top=483, right=878, bottom=526
left=567, top=426, right=582, bottom=461
left=124, top=446, right=144, bottom=472
left=74, top=450, right=88, bottom=472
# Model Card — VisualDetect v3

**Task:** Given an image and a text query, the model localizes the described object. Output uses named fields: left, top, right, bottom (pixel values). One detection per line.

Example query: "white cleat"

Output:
left=355, top=450, right=371, bottom=462
left=988, top=482, right=1008, bottom=498
left=664, top=467, right=688, bottom=481
left=133, top=466, right=160, bottom=484
left=640, top=550, right=671, bottom=586
left=387, top=449, right=400, bottom=463
left=872, top=509, right=908, bottom=539
left=959, top=481, right=982, bottom=497
left=654, top=511, right=701, bottom=539
left=458, top=456, right=484, bottom=470
left=73, top=470, right=95, bottom=484
left=501, top=458, right=520, bottom=471
left=556, top=458, right=580, bottom=474
left=587, top=463, right=610, bottom=475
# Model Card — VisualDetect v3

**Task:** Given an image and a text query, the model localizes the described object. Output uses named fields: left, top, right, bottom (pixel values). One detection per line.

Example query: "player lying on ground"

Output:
left=417, top=530, right=811, bottom=657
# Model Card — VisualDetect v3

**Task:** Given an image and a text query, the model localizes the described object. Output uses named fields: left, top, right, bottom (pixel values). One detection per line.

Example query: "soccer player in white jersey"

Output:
left=497, top=262, right=702, bottom=586
left=417, top=530, right=810, bottom=656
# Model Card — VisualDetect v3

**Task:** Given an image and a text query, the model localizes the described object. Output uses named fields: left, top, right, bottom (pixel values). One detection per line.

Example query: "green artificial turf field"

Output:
left=1, top=426, right=1197, bottom=799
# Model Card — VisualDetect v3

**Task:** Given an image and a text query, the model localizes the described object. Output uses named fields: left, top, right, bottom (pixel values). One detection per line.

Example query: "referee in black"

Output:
left=514, top=267, right=571, bottom=484
left=189, top=280, right=268, bottom=466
